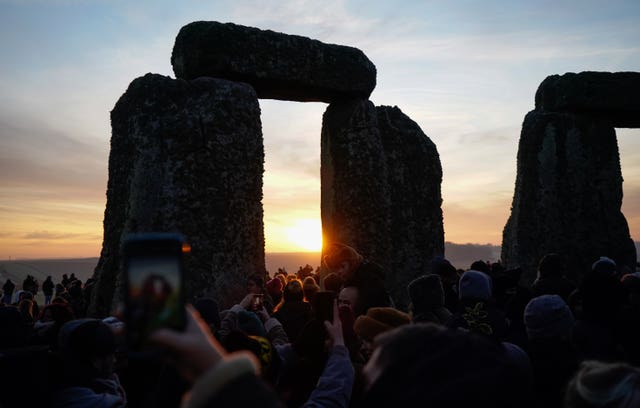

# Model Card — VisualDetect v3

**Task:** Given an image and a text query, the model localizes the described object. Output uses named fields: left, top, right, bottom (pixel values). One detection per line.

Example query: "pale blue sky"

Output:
left=1, top=0, right=639, bottom=258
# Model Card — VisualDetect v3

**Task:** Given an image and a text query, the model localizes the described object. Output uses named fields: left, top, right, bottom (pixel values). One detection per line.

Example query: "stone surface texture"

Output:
left=535, top=71, right=640, bottom=128
left=502, top=110, right=637, bottom=284
left=172, top=21, right=376, bottom=103
left=89, top=73, right=265, bottom=316
left=377, top=105, right=444, bottom=307
left=321, top=100, right=444, bottom=308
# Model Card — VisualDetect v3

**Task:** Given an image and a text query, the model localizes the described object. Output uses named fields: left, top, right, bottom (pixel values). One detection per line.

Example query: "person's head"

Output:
left=246, top=274, right=265, bottom=295
left=459, top=270, right=492, bottom=301
left=470, top=260, right=490, bottom=274
left=524, top=295, right=575, bottom=341
left=194, top=297, right=220, bottom=332
left=407, top=274, right=445, bottom=314
left=361, top=324, right=529, bottom=407
left=565, top=361, right=640, bottom=408
left=338, top=286, right=359, bottom=312
left=354, top=307, right=411, bottom=361
left=430, top=256, right=458, bottom=285
left=323, top=243, right=364, bottom=281
left=265, top=278, right=283, bottom=300
left=18, top=299, right=34, bottom=319
left=46, top=276, right=52, bottom=281
left=59, top=319, right=117, bottom=380
left=302, top=276, right=320, bottom=303
left=282, top=279, right=304, bottom=303
left=323, top=273, right=344, bottom=293
left=592, top=256, right=617, bottom=277
left=537, top=253, right=565, bottom=279
left=39, top=303, right=75, bottom=325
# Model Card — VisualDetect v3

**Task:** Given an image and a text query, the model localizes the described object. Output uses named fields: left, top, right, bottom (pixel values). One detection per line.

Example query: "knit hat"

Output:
left=265, top=278, right=283, bottom=298
left=354, top=307, right=411, bottom=342
left=592, top=256, right=617, bottom=276
left=408, top=274, right=445, bottom=311
left=237, top=310, right=266, bottom=337
left=524, top=295, right=575, bottom=340
left=459, top=270, right=492, bottom=301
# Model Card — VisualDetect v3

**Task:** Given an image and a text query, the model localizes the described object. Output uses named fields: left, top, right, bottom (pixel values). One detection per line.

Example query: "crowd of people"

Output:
left=1, top=244, right=640, bottom=407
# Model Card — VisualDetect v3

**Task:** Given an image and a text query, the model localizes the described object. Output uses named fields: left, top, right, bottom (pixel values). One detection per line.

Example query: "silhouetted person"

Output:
left=2, top=279, right=15, bottom=304
left=42, top=276, right=55, bottom=305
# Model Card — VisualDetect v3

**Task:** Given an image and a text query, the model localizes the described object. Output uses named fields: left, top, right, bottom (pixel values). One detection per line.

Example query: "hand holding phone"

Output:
left=123, top=233, right=187, bottom=350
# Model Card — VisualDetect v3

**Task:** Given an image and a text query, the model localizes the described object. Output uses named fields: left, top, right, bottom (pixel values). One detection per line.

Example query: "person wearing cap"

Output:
left=407, top=274, right=452, bottom=324
left=446, top=270, right=508, bottom=341
left=353, top=307, right=411, bottom=361
left=524, top=295, right=578, bottom=408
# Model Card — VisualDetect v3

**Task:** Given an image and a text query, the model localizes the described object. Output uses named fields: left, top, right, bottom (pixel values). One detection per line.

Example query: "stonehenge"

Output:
left=502, top=72, right=639, bottom=284
left=91, top=22, right=444, bottom=313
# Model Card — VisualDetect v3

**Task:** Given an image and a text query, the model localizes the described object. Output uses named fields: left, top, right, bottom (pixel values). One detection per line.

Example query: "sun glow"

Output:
left=285, top=219, right=323, bottom=252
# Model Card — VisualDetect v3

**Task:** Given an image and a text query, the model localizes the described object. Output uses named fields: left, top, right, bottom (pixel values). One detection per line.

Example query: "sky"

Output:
left=0, top=0, right=639, bottom=259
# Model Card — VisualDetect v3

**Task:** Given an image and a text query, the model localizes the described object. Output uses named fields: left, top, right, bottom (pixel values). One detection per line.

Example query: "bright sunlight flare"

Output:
left=285, top=219, right=323, bottom=252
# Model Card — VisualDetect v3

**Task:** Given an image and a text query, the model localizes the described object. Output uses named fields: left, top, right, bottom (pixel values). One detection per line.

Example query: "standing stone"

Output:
left=171, top=21, right=376, bottom=103
left=321, top=99, right=392, bottom=270
left=502, top=110, right=636, bottom=284
left=377, top=106, right=444, bottom=308
left=89, top=73, right=264, bottom=317
left=321, top=100, right=444, bottom=308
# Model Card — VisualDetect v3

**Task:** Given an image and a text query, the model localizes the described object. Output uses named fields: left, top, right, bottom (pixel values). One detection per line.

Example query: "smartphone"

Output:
left=252, top=294, right=264, bottom=311
left=123, top=233, right=187, bottom=350
left=313, top=291, right=335, bottom=323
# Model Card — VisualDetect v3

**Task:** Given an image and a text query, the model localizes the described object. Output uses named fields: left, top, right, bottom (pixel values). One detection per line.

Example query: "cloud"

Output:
left=21, top=231, right=100, bottom=240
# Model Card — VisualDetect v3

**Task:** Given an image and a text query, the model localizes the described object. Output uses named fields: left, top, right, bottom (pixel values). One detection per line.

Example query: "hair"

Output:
left=274, top=279, right=304, bottom=312
left=302, top=276, right=320, bottom=303
left=323, top=273, right=344, bottom=293
left=565, top=361, right=640, bottom=408
left=18, top=299, right=34, bottom=322
left=322, top=243, right=364, bottom=271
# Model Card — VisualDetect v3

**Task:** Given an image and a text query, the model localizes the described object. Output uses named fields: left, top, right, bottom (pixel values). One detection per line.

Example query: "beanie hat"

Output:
left=265, top=278, right=283, bottom=297
left=524, top=295, right=575, bottom=340
left=408, top=274, right=445, bottom=311
left=354, top=307, right=411, bottom=342
left=592, top=256, right=617, bottom=276
left=237, top=310, right=266, bottom=337
left=459, top=270, right=492, bottom=301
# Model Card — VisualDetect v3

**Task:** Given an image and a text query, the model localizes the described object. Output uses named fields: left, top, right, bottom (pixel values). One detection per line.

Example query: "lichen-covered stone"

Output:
left=321, top=100, right=444, bottom=308
left=502, top=111, right=636, bottom=284
left=171, top=21, right=376, bottom=103
left=535, top=71, right=640, bottom=128
left=89, top=73, right=264, bottom=316
left=321, top=99, right=391, bottom=268
left=377, top=106, right=444, bottom=308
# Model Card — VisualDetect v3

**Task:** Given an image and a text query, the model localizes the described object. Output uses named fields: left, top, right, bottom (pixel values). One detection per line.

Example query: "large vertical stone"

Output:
left=321, top=99, right=392, bottom=270
left=502, top=110, right=636, bottom=284
left=321, top=101, right=444, bottom=308
left=89, top=73, right=264, bottom=316
left=377, top=106, right=444, bottom=308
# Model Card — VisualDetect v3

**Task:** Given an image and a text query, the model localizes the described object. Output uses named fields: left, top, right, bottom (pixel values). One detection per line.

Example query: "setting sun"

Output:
left=285, top=219, right=323, bottom=252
